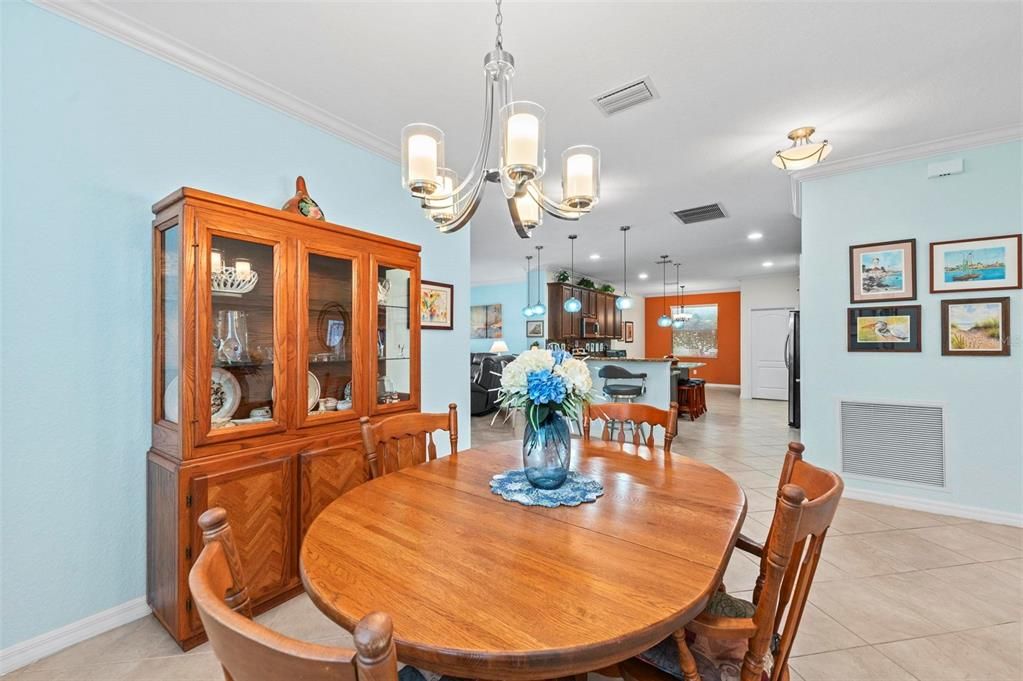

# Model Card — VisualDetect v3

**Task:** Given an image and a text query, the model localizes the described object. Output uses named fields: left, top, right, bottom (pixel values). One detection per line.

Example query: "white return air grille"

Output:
left=840, top=400, right=946, bottom=488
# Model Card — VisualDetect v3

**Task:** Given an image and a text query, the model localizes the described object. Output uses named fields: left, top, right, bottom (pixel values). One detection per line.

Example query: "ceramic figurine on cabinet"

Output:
left=282, top=176, right=325, bottom=220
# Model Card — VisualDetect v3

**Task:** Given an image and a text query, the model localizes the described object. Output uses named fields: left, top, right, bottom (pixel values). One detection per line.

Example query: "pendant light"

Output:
left=615, top=225, right=635, bottom=310
left=531, top=245, right=546, bottom=316
left=563, top=235, right=582, bottom=313
left=522, top=255, right=535, bottom=318
left=672, top=264, right=686, bottom=330
left=656, top=256, right=673, bottom=328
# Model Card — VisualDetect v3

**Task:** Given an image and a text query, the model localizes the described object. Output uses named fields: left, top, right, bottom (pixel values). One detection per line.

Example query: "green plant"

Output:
left=577, top=277, right=596, bottom=289
left=555, top=270, right=571, bottom=283
left=950, top=331, right=967, bottom=349
left=599, top=284, right=616, bottom=293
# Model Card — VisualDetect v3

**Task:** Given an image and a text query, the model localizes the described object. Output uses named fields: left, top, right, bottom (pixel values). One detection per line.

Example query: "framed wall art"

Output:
left=849, top=239, right=916, bottom=303
left=930, top=234, right=1021, bottom=293
left=470, top=304, right=502, bottom=339
left=847, top=305, right=922, bottom=352
left=941, top=297, right=1010, bottom=356
left=420, top=280, right=454, bottom=330
left=526, top=320, right=545, bottom=338
left=622, top=320, right=635, bottom=343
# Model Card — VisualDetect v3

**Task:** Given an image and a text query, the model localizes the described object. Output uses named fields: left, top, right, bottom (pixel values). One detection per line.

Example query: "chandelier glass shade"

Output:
left=772, top=126, right=832, bottom=170
left=399, top=0, right=600, bottom=238
left=564, top=235, right=582, bottom=313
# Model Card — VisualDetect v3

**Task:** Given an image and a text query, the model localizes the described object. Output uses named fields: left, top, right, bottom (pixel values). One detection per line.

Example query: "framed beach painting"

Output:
left=420, top=280, right=454, bottom=330
left=849, top=239, right=916, bottom=303
left=941, top=297, right=1010, bottom=356
left=847, top=305, right=922, bottom=352
left=929, top=234, right=1021, bottom=293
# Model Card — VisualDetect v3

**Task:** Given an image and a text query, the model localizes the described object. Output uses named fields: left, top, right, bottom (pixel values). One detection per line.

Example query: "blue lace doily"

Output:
left=490, top=469, right=604, bottom=507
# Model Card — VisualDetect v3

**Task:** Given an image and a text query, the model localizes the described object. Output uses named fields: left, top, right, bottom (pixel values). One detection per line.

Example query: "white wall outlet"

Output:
left=927, top=158, right=964, bottom=178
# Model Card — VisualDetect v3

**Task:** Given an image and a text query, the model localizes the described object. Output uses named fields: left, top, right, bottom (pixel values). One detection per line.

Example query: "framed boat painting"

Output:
left=941, top=297, right=1010, bottom=356
left=849, top=239, right=916, bottom=303
left=929, top=234, right=1021, bottom=293
left=847, top=305, right=922, bottom=352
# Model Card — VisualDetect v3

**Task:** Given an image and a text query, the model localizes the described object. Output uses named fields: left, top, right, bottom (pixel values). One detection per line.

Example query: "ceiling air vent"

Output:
left=592, top=77, right=657, bottom=116
left=673, top=203, right=726, bottom=224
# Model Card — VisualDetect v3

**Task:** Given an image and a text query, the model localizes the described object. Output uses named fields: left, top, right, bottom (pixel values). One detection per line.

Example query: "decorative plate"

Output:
left=306, top=371, right=321, bottom=411
left=211, top=368, right=242, bottom=422
left=163, top=376, right=179, bottom=422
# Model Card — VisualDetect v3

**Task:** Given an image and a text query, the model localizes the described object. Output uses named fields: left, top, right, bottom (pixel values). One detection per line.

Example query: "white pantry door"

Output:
left=751, top=308, right=792, bottom=400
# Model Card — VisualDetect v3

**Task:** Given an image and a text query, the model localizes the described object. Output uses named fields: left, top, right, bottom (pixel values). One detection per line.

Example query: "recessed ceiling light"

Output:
left=589, top=253, right=601, bottom=260
left=638, top=272, right=649, bottom=279
left=747, top=232, right=763, bottom=240
left=762, top=261, right=774, bottom=268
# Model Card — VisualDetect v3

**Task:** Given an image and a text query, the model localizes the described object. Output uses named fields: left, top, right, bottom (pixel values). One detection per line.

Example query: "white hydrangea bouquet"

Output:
left=497, top=348, right=593, bottom=428
left=496, top=348, right=594, bottom=489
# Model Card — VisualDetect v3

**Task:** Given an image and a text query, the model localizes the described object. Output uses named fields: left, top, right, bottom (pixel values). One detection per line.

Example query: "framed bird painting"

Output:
left=847, top=305, right=922, bottom=352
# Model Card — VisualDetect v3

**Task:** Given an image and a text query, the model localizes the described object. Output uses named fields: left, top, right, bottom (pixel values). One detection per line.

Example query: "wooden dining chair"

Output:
left=188, top=507, right=399, bottom=681
left=582, top=401, right=679, bottom=450
left=360, top=403, right=458, bottom=479
left=621, top=442, right=844, bottom=681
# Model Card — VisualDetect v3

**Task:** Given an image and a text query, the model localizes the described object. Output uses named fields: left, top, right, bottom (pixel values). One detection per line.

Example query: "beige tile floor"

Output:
left=7, top=389, right=1021, bottom=680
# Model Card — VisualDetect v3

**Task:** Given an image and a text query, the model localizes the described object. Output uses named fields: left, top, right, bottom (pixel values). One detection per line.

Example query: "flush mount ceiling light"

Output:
left=615, top=226, right=634, bottom=310
left=772, top=126, right=832, bottom=170
left=638, top=272, right=649, bottom=279
left=747, top=232, right=763, bottom=240
left=763, top=261, right=775, bottom=268
left=563, top=235, right=582, bottom=313
left=589, top=253, right=601, bottom=260
left=401, top=0, right=600, bottom=238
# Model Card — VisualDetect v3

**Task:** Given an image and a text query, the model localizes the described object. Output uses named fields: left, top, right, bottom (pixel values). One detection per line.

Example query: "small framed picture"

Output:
left=930, top=234, right=1021, bottom=293
left=941, top=297, right=1010, bottom=356
left=420, top=280, right=454, bottom=330
left=622, top=321, right=635, bottom=343
left=847, top=305, right=922, bottom=352
left=526, top=320, right=545, bottom=337
left=849, top=239, right=916, bottom=303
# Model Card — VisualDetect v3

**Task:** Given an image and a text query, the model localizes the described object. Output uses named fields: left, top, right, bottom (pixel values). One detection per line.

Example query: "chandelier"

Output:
left=400, top=0, right=601, bottom=238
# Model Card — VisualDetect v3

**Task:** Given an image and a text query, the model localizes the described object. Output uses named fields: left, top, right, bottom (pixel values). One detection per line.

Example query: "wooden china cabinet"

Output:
left=147, top=187, right=421, bottom=649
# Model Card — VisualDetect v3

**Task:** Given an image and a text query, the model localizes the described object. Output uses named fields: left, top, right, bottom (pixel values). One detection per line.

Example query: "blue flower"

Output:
left=526, top=369, right=567, bottom=405
left=551, top=349, right=571, bottom=366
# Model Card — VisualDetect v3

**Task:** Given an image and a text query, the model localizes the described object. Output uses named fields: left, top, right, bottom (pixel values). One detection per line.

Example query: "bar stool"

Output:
left=677, top=380, right=705, bottom=421
left=598, top=365, right=647, bottom=439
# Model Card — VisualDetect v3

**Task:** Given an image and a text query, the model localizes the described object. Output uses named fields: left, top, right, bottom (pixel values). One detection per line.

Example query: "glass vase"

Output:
left=522, top=412, right=571, bottom=489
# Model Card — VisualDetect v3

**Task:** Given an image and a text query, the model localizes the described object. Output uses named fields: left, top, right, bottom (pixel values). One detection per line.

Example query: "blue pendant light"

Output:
left=672, top=263, right=686, bottom=330
left=531, top=245, right=546, bottom=316
left=522, top=255, right=536, bottom=318
left=615, top=225, right=635, bottom=310
left=563, top=235, right=582, bottom=312
left=656, top=255, right=673, bottom=327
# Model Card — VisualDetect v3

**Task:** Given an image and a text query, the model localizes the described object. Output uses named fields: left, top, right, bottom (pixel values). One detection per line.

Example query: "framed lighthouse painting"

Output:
left=847, top=305, right=922, bottom=352
left=849, top=239, right=916, bottom=303
left=929, top=234, right=1021, bottom=293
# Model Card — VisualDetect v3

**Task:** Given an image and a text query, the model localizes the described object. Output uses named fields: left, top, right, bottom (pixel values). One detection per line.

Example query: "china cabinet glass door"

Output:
left=199, top=228, right=286, bottom=441
left=299, top=244, right=359, bottom=427
left=157, top=225, right=180, bottom=424
left=372, top=259, right=418, bottom=412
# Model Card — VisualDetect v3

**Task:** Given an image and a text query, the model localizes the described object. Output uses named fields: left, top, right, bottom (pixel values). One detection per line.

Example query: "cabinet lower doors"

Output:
left=190, top=455, right=297, bottom=629
left=299, top=445, right=367, bottom=536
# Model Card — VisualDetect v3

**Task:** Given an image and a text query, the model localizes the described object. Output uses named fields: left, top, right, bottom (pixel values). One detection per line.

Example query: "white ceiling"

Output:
left=95, top=1, right=1022, bottom=293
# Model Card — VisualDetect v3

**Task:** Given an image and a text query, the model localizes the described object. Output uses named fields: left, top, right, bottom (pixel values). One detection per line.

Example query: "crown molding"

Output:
left=788, top=124, right=1022, bottom=218
left=32, top=0, right=399, bottom=161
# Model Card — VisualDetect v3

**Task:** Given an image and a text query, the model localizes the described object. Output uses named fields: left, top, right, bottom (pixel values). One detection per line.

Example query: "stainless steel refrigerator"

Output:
left=785, top=310, right=800, bottom=428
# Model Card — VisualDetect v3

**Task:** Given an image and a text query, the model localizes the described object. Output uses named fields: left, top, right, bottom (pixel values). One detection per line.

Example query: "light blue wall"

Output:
left=470, top=280, right=548, bottom=354
left=800, top=141, right=1022, bottom=517
left=0, top=2, right=469, bottom=649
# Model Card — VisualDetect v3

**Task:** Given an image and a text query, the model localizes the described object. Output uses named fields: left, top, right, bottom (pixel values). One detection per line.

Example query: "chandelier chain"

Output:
left=494, top=0, right=503, bottom=49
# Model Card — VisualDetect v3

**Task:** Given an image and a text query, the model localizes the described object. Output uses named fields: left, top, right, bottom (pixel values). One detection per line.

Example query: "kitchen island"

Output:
left=584, top=357, right=706, bottom=409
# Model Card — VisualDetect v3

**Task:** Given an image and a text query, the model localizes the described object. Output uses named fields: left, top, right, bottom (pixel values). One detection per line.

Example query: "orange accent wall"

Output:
left=645, top=291, right=740, bottom=385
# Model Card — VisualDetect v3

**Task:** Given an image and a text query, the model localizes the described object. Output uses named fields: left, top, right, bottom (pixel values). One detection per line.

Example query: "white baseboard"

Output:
left=843, top=487, right=1023, bottom=527
left=706, top=384, right=740, bottom=390
left=0, top=597, right=151, bottom=675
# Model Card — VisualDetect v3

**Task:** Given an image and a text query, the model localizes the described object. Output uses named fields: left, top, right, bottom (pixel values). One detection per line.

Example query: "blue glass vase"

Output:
left=522, top=412, right=571, bottom=489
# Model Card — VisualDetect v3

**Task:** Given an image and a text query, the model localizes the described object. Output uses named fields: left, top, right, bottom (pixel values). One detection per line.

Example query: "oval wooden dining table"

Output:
left=300, top=438, right=747, bottom=681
